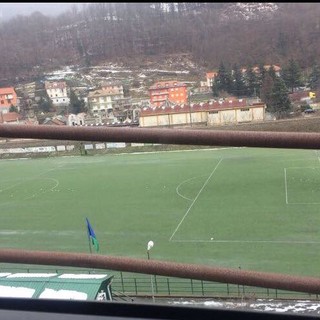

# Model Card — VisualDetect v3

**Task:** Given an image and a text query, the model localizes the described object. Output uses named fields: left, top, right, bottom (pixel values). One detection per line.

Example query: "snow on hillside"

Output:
left=220, top=3, right=279, bottom=22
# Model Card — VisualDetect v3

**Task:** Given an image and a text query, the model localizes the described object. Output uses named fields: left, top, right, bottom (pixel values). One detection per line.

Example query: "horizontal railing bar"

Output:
left=0, top=249, right=320, bottom=294
left=0, top=124, right=320, bottom=149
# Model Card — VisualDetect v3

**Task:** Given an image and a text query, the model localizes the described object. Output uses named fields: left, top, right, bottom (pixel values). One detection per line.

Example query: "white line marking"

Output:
left=24, top=178, right=60, bottom=200
left=169, top=158, right=223, bottom=241
left=0, top=164, right=63, bottom=193
left=284, top=168, right=288, bottom=204
left=176, top=175, right=206, bottom=201
left=285, top=166, right=320, bottom=169
left=284, top=166, right=320, bottom=205
left=171, top=239, right=320, bottom=244
left=287, top=202, right=320, bottom=205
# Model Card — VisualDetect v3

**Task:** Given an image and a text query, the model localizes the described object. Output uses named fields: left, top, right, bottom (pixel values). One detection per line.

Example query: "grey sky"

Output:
left=0, top=3, right=83, bottom=21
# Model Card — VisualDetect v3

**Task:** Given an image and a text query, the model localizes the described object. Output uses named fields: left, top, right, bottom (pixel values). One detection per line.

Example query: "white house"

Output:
left=68, top=113, right=86, bottom=126
left=45, top=81, right=70, bottom=107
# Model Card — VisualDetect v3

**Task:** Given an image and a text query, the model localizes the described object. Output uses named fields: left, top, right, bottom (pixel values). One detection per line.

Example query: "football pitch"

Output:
left=1, top=147, right=320, bottom=277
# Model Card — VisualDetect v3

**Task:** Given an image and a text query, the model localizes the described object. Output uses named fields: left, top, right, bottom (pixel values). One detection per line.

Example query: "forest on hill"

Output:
left=1, top=3, right=320, bottom=83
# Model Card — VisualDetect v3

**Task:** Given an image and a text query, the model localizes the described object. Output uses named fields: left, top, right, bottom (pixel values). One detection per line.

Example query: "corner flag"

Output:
left=86, top=217, right=99, bottom=253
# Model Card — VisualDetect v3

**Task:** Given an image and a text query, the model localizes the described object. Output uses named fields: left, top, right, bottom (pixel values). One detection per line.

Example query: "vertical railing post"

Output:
left=134, top=278, right=137, bottom=295
left=154, top=275, right=158, bottom=293
left=167, top=278, right=171, bottom=296
left=120, top=272, right=125, bottom=292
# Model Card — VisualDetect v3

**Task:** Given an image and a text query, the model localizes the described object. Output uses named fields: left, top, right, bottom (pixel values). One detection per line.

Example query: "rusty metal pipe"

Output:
left=0, top=249, right=320, bottom=294
left=0, top=124, right=320, bottom=149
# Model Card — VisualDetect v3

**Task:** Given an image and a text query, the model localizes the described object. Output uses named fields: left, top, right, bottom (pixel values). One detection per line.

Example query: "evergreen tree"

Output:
left=268, top=65, right=277, bottom=80
left=231, top=64, right=246, bottom=97
left=38, top=96, right=53, bottom=113
left=69, top=89, right=86, bottom=114
left=281, top=59, right=303, bottom=93
left=268, top=77, right=292, bottom=118
left=244, top=64, right=258, bottom=97
left=260, top=73, right=275, bottom=107
left=258, top=63, right=266, bottom=83
left=308, top=64, right=320, bottom=90
left=256, top=63, right=266, bottom=97
left=9, top=105, right=18, bottom=113
left=215, top=61, right=233, bottom=95
left=211, top=82, right=219, bottom=97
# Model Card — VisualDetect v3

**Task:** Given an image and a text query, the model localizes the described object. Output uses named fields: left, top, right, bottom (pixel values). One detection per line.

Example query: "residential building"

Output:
left=68, top=113, right=86, bottom=126
left=87, top=89, right=114, bottom=116
left=42, top=118, right=66, bottom=126
left=45, top=81, right=70, bottom=107
left=205, top=65, right=281, bottom=89
left=149, top=81, right=187, bottom=107
left=139, top=99, right=266, bottom=127
left=100, top=81, right=126, bottom=109
left=0, top=87, right=18, bottom=113
left=101, top=80, right=124, bottom=96
left=0, top=112, right=21, bottom=124
left=242, top=65, right=282, bottom=77
left=206, top=71, right=218, bottom=88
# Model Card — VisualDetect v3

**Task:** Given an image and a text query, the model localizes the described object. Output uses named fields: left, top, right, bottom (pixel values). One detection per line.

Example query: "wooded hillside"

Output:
left=1, top=3, right=320, bottom=83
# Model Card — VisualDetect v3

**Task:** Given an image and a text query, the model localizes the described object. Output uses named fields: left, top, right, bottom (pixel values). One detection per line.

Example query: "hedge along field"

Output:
left=0, top=147, right=320, bottom=277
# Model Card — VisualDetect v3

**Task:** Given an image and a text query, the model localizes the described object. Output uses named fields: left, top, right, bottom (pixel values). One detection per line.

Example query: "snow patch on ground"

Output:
left=169, top=298, right=320, bottom=315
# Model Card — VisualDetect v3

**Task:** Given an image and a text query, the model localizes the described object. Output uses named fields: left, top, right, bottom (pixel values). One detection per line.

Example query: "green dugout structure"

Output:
left=0, top=272, right=113, bottom=301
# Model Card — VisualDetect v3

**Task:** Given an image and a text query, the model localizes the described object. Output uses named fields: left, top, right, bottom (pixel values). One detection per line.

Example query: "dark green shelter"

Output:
left=0, top=272, right=113, bottom=301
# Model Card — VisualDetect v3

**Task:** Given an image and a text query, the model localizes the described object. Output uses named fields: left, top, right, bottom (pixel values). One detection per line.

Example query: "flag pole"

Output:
left=86, top=219, right=92, bottom=254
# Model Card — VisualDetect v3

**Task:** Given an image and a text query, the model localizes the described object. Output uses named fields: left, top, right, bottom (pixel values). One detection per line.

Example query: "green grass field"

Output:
left=1, top=147, right=320, bottom=277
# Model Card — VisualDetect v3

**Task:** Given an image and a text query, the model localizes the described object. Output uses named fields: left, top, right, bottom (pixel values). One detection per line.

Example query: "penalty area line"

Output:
left=169, top=158, right=223, bottom=241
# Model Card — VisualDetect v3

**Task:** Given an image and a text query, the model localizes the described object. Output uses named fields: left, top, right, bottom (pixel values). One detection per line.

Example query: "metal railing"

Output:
left=112, top=272, right=319, bottom=300
left=1, top=125, right=320, bottom=299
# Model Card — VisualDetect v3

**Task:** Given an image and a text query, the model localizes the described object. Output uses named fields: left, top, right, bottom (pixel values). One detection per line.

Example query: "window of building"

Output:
left=209, top=111, right=218, bottom=114
left=241, top=108, right=250, bottom=112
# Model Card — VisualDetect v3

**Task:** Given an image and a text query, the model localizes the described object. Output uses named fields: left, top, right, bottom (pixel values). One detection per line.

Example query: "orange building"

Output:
left=149, top=81, right=187, bottom=107
left=0, top=87, right=18, bottom=113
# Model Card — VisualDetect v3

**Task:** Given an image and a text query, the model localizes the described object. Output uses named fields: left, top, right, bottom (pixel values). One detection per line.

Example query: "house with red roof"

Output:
left=0, top=112, right=21, bottom=124
left=149, top=81, right=188, bottom=107
left=45, top=81, right=69, bottom=107
left=0, top=87, right=18, bottom=113
left=206, top=71, right=218, bottom=88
